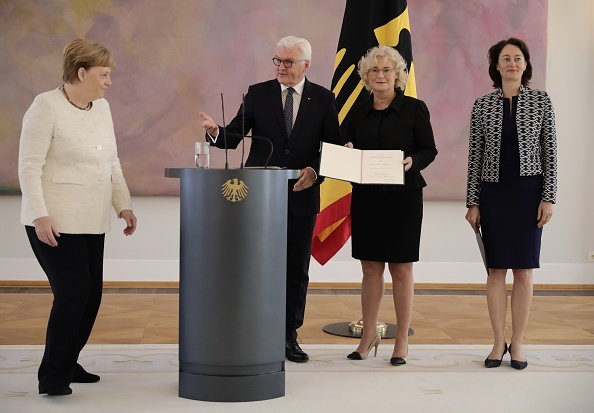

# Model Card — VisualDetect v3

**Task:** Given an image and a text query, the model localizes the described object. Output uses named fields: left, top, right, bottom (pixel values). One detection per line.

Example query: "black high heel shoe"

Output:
left=389, top=356, right=406, bottom=366
left=509, top=343, right=528, bottom=370
left=390, top=344, right=409, bottom=366
left=484, top=342, right=508, bottom=368
left=347, top=334, right=381, bottom=360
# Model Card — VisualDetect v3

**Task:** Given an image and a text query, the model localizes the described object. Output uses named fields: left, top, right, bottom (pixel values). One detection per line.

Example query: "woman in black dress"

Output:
left=343, top=46, right=437, bottom=365
left=465, top=38, right=557, bottom=370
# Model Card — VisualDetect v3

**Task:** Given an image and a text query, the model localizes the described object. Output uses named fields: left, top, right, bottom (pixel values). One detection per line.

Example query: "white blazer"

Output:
left=19, top=88, right=132, bottom=234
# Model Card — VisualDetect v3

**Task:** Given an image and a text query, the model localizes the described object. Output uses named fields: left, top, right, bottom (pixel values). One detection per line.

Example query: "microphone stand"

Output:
left=240, top=94, right=246, bottom=169
left=221, top=93, right=229, bottom=169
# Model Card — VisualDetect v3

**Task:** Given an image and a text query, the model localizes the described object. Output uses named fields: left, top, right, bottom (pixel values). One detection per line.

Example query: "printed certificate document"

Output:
left=319, top=142, right=404, bottom=185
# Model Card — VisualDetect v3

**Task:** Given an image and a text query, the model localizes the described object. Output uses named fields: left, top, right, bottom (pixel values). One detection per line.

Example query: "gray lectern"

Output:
left=165, top=168, right=299, bottom=402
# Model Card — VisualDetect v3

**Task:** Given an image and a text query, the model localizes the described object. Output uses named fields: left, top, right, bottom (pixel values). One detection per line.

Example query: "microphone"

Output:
left=220, top=93, right=229, bottom=169
left=240, top=94, right=245, bottom=169
left=221, top=132, right=274, bottom=169
left=244, top=135, right=273, bottom=169
left=218, top=93, right=274, bottom=169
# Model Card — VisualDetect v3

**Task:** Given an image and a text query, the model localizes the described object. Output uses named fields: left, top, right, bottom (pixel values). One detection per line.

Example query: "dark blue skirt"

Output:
left=479, top=183, right=543, bottom=269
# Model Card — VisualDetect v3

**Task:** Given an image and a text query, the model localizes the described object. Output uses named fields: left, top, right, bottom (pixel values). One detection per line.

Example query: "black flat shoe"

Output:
left=509, top=343, right=528, bottom=370
left=73, top=364, right=100, bottom=383
left=285, top=340, right=309, bottom=363
left=44, top=386, right=72, bottom=396
left=485, top=342, right=508, bottom=368
left=389, top=357, right=406, bottom=366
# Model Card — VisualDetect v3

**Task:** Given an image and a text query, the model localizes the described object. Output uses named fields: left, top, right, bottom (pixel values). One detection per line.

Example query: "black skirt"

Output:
left=350, top=188, right=422, bottom=263
left=479, top=184, right=543, bottom=269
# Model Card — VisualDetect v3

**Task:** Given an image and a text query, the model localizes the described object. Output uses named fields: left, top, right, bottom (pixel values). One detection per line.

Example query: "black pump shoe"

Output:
left=484, top=342, right=508, bottom=368
left=509, top=344, right=528, bottom=370
left=389, top=357, right=406, bottom=366
left=390, top=344, right=409, bottom=366
left=347, top=334, right=381, bottom=360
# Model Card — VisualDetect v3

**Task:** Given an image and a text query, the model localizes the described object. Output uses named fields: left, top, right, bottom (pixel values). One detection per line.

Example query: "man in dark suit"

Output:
left=199, top=35, right=342, bottom=362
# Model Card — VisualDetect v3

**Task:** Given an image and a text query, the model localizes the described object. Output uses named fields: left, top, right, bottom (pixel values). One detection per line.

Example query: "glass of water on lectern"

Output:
left=195, top=141, right=210, bottom=168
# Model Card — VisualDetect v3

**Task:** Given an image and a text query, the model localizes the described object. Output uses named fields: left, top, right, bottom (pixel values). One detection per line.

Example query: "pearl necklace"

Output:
left=60, top=85, right=92, bottom=111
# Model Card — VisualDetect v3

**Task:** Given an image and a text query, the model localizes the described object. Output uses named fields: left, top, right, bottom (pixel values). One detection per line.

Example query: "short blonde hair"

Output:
left=358, top=45, right=408, bottom=92
left=62, top=39, right=115, bottom=84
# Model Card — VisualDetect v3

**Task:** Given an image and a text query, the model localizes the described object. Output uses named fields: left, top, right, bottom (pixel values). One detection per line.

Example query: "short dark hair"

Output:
left=487, top=37, right=532, bottom=88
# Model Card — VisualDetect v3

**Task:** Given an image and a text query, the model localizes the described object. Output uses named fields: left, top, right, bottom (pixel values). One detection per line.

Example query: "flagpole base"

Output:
left=322, top=321, right=413, bottom=339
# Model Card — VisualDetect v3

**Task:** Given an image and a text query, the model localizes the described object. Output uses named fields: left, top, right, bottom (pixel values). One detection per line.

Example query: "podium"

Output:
left=165, top=168, right=299, bottom=402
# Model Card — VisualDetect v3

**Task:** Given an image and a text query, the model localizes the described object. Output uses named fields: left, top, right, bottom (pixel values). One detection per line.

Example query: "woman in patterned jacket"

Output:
left=465, top=38, right=557, bottom=370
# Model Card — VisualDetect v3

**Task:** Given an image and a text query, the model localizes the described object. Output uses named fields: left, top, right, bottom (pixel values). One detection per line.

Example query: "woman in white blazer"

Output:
left=18, top=39, right=137, bottom=396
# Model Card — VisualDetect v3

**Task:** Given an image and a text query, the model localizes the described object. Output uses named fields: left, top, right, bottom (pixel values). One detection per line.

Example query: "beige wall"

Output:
left=1, top=0, right=592, bottom=284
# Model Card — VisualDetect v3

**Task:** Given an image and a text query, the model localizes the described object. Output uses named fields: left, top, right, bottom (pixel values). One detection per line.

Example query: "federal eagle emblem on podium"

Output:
left=221, top=178, right=248, bottom=202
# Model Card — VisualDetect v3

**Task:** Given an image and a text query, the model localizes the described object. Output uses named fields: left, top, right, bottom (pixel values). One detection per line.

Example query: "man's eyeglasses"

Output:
left=368, top=67, right=396, bottom=77
left=272, top=57, right=306, bottom=68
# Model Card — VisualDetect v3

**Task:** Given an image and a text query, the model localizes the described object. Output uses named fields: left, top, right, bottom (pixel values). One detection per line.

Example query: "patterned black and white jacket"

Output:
left=466, top=85, right=557, bottom=207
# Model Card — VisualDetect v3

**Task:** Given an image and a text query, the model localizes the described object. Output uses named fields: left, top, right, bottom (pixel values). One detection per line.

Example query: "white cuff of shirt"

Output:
left=207, top=130, right=219, bottom=143
left=307, top=166, right=318, bottom=182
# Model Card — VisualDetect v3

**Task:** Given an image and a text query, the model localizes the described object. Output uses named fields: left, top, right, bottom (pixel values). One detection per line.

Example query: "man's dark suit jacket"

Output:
left=211, top=77, right=343, bottom=217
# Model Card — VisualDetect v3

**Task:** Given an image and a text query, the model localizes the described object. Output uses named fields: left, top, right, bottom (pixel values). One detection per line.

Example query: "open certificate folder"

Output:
left=319, top=142, right=404, bottom=185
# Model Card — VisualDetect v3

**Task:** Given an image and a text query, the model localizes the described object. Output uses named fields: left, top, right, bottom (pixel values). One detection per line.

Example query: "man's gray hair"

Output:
left=277, top=35, right=312, bottom=62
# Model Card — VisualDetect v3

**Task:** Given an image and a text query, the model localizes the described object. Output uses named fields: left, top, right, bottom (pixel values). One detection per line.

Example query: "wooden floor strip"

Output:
left=1, top=292, right=593, bottom=346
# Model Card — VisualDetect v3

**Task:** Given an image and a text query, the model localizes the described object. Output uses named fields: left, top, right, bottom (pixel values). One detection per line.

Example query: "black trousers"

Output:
left=25, top=226, right=105, bottom=393
left=285, top=212, right=316, bottom=342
